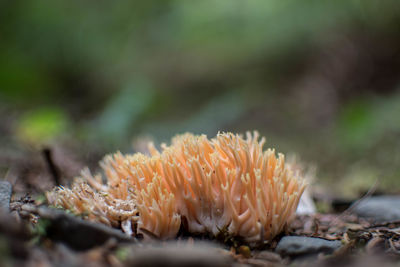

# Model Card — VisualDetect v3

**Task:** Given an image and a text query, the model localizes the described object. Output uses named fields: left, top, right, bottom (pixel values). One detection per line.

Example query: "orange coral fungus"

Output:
left=47, top=132, right=306, bottom=243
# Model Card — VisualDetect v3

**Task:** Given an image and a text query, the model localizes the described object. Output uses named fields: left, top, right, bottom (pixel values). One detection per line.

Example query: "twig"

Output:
left=312, top=218, right=320, bottom=237
left=330, top=178, right=379, bottom=226
left=42, top=148, right=61, bottom=186
left=366, top=220, right=400, bottom=229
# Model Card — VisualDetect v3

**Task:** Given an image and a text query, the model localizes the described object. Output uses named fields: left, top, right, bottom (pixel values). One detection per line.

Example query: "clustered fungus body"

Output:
left=47, top=132, right=306, bottom=243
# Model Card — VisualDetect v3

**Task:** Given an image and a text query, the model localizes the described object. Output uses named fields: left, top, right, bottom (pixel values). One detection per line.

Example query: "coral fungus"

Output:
left=47, top=132, right=306, bottom=243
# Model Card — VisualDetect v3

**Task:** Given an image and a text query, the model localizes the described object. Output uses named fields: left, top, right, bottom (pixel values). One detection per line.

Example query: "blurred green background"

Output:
left=1, top=0, right=400, bottom=197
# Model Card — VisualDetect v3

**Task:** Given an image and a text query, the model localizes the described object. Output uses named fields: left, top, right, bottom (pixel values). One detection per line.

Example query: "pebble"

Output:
left=0, top=181, right=12, bottom=211
left=275, top=236, right=342, bottom=257
left=352, top=196, right=400, bottom=222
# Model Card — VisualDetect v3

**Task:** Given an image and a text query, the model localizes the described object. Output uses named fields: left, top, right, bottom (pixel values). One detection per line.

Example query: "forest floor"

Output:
left=1, top=146, right=400, bottom=267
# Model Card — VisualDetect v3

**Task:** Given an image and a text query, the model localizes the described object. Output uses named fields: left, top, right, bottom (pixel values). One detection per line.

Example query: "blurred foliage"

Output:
left=15, top=107, right=69, bottom=147
left=337, top=93, right=400, bottom=151
left=1, top=0, right=400, bottom=196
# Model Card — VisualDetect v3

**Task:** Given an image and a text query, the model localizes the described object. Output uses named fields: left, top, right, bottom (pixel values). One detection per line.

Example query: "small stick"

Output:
left=330, top=178, right=379, bottom=226
left=42, top=148, right=61, bottom=186
left=366, top=220, right=400, bottom=229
